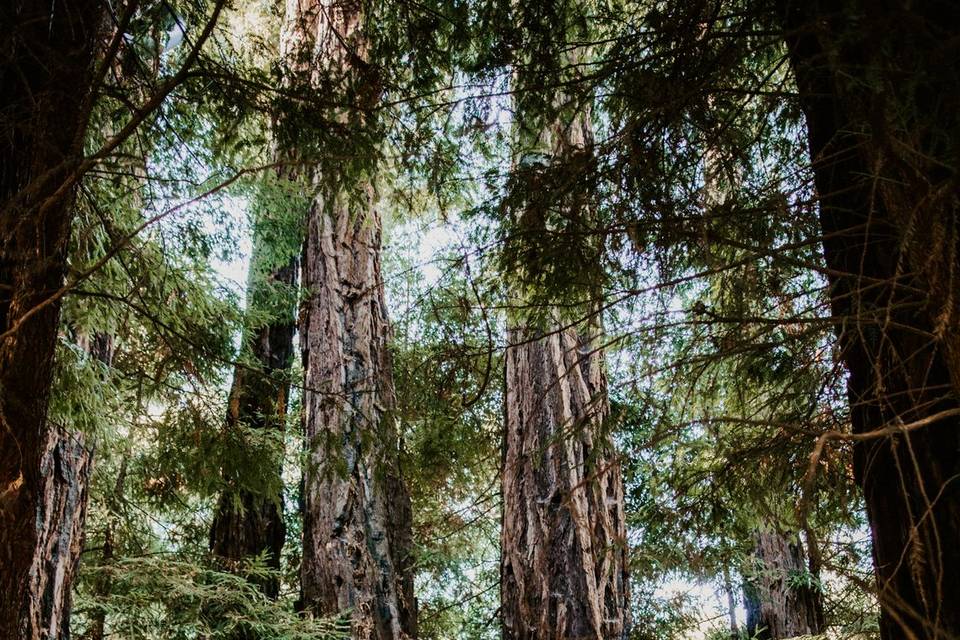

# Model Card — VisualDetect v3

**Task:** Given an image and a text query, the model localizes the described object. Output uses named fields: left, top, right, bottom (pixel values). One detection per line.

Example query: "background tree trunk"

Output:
left=500, top=31, right=630, bottom=640
left=297, top=1, right=415, bottom=638
left=742, top=530, right=823, bottom=639
left=209, top=251, right=296, bottom=598
left=780, top=1, right=960, bottom=637
left=0, top=1, right=103, bottom=637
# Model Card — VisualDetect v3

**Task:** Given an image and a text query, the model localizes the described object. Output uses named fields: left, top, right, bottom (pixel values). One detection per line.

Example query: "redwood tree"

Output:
left=0, top=1, right=104, bottom=636
left=742, top=530, right=824, bottom=639
left=208, top=247, right=297, bottom=597
left=298, top=1, right=416, bottom=637
left=780, top=1, right=960, bottom=636
left=499, top=20, right=630, bottom=638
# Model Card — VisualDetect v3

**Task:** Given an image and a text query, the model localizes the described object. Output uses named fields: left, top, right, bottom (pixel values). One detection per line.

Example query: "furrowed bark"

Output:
left=780, top=1, right=960, bottom=637
left=300, top=184, right=415, bottom=639
left=500, top=31, right=630, bottom=639
left=501, top=322, right=630, bottom=640
left=24, top=425, right=93, bottom=640
left=0, top=1, right=104, bottom=637
left=298, top=1, right=415, bottom=637
left=742, top=530, right=823, bottom=639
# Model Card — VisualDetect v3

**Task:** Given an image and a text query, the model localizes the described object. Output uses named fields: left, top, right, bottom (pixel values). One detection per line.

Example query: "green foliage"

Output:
left=36, top=0, right=892, bottom=637
left=74, top=557, right=349, bottom=639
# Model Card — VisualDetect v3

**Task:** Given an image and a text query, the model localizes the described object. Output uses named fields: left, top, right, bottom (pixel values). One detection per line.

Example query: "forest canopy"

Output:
left=1, top=0, right=958, bottom=639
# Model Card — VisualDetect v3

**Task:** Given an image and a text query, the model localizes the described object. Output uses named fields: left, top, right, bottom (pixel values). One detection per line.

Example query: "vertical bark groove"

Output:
left=298, top=1, right=415, bottom=637
left=501, top=26, right=630, bottom=638
left=501, top=322, right=630, bottom=640
left=301, top=186, right=415, bottom=639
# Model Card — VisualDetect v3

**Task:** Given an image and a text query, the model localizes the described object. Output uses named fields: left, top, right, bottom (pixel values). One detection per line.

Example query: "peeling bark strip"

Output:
left=780, top=1, right=960, bottom=637
left=0, top=1, right=104, bottom=637
left=25, top=425, right=93, bottom=640
left=298, top=1, right=415, bottom=638
left=743, top=530, right=823, bottom=640
left=501, top=323, right=630, bottom=640
left=209, top=254, right=296, bottom=598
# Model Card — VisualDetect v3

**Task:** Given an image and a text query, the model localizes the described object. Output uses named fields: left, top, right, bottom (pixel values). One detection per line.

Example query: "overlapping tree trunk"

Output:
left=780, top=1, right=960, bottom=636
left=0, top=1, right=104, bottom=637
left=298, top=1, right=415, bottom=637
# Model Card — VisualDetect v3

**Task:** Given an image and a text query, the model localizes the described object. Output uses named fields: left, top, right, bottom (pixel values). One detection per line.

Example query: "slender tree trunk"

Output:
left=0, top=2, right=104, bottom=637
left=298, top=1, right=415, bottom=638
left=209, top=249, right=296, bottom=598
left=742, top=530, right=823, bottom=639
left=500, top=36, right=630, bottom=637
left=780, top=2, right=960, bottom=637
left=207, top=0, right=312, bottom=602
left=723, top=564, right=740, bottom=638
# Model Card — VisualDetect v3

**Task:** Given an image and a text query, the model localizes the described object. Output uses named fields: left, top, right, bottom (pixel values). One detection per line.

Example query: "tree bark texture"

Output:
left=500, top=29, right=630, bottom=639
left=300, top=183, right=415, bottom=639
left=209, top=251, right=297, bottom=598
left=501, top=322, right=630, bottom=640
left=742, top=530, right=824, bottom=639
left=297, top=1, right=416, bottom=638
left=780, top=1, right=960, bottom=637
left=0, top=1, right=103, bottom=637
left=23, top=425, right=92, bottom=640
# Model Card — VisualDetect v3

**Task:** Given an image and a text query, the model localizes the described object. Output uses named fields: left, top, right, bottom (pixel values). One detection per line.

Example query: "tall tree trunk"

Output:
left=300, top=188, right=415, bottom=639
left=298, top=1, right=416, bottom=638
left=779, top=1, right=960, bottom=637
left=209, top=248, right=296, bottom=598
left=500, top=33, right=630, bottom=639
left=723, top=564, right=740, bottom=638
left=501, top=320, right=631, bottom=640
left=0, top=1, right=104, bottom=637
left=300, top=180, right=415, bottom=638
left=208, top=0, right=311, bottom=602
left=742, top=530, right=823, bottom=639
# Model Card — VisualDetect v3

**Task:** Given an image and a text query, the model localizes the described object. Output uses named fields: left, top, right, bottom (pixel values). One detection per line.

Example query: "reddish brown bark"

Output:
left=0, top=1, right=104, bottom=637
left=297, top=1, right=415, bottom=638
left=300, top=183, right=415, bottom=639
left=780, top=1, right=960, bottom=637
left=500, top=29, right=630, bottom=637
left=501, top=321, right=630, bottom=640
